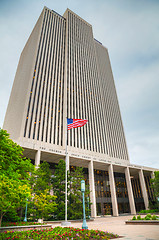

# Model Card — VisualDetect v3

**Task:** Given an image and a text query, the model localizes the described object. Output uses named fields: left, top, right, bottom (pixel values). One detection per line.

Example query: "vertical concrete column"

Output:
left=88, top=161, right=97, bottom=218
left=35, top=150, right=41, bottom=167
left=139, top=169, right=149, bottom=210
left=125, top=167, right=136, bottom=214
left=108, top=164, right=118, bottom=216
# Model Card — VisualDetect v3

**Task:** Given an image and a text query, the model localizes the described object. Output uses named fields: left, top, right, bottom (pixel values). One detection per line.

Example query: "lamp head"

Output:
left=81, top=180, right=85, bottom=192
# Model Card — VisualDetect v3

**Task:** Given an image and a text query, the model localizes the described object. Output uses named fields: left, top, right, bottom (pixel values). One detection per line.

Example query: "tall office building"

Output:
left=3, top=7, right=157, bottom=217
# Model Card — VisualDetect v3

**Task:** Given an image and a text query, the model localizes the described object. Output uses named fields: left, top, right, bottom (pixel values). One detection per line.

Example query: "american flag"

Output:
left=67, top=118, right=88, bottom=130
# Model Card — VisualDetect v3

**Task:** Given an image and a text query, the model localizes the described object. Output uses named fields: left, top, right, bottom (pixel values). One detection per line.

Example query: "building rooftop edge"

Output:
left=43, top=6, right=65, bottom=19
left=43, top=6, right=108, bottom=50
left=63, top=8, right=92, bottom=27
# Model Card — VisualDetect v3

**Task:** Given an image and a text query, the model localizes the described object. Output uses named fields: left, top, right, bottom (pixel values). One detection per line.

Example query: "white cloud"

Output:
left=117, top=60, right=159, bottom=111
left=127, top=130, right=159, bottom=169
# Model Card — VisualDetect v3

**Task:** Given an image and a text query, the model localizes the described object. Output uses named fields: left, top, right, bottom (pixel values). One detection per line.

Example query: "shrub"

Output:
left=139, top=209, right=159, bottom=214
left=139, top=210, right=147, bottom=213
left=145, top=216, right=151, bottom=220
left=152, top=215, right=157, bottom=220
left=137, top=215, right=142, bottom=220
left=132, top=216, right=136, bottom=220
left=146, top=214, right=151, bottom=218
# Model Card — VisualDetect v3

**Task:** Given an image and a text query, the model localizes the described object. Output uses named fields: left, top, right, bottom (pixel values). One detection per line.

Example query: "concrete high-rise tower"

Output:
left=3, top=7, right=157, bottom=217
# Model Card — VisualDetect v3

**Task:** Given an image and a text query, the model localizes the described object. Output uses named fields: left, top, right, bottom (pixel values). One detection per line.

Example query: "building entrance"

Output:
left=96, top=202, right=112, bottom=216
left=118, top=202, right=130, bottom=214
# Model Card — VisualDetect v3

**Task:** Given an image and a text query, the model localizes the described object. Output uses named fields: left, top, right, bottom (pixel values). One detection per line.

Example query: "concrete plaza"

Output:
left=53, top=215, right=159, bottom=240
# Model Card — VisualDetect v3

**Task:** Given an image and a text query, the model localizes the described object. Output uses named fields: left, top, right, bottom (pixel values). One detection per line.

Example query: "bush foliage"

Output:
left=139, top=209, right=159, bottom=213
left=131, top=214, right=159, bottom=221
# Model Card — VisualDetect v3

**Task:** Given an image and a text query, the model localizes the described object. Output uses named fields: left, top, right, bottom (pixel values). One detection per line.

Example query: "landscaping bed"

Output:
left=125, top=220, right=159, bottom=225
left=0, top=224, right=52, bottom=233
left=0, top=226, right=119, bottom=239
left=125, top=214, right=159, bottom=225
left=46, top=218, right=94, bottom=224
left=1, top=222, right=44, bottom=227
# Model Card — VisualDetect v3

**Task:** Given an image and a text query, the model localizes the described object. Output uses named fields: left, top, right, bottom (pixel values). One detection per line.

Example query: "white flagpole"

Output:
left=65, top=118, right=68, bottom=222
left=62, top=118, right=71, bottom=226
left=62, top=118, right=88, bottom=226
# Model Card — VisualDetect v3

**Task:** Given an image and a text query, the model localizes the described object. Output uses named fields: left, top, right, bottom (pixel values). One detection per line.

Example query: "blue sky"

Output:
left=0, top=0, right=159, bottom=168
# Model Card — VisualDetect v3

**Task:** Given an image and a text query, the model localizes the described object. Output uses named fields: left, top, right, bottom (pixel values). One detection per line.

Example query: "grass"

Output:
left=0, top=226, right=119, bottom=239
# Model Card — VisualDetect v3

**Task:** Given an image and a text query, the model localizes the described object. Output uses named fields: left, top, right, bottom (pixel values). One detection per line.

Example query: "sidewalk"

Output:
left=52, top=215, right=159, bottom=240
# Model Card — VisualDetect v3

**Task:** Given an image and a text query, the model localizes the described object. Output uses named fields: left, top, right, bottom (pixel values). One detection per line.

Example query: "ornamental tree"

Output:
left=0, top=175, right=31, bottom=226
left=0, top=128, right=34, bottom=181
left=29, top=161, right=57, bottom=221
left=0, top=128, right=34, bottom=225
left=52, top=160, right=66, bottom=220
left=68, top=166, right=90, bottom=220
left=33, top=190, right=57, bottom=220
left=31, top=161, right=52, bottom=195
left=152, top=171, right=159, bottom=198
left=53, top=160, right=90, bottom=220
left=151, top=171, right=159, bottom=209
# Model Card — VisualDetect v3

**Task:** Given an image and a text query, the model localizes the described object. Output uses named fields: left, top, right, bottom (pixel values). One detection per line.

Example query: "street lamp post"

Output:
left=87, top=197, right=90, bottom=219
left=23, top=199, right=28, bottom=222
left=81, top=180, right=88, bottom=230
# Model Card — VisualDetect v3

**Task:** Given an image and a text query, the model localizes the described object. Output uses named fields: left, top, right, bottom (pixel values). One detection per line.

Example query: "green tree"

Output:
left=52, top=160, right=66, bottom=220
left=0, top=128, right=34, bottom=225
left=29, top=161, right=57, bottom=221
left=0, top=128, right=34, bottom=180
left=31, top=161, right=52, bottom=194
left=152, top=171, right=159, bottom=197
left=33, top=190, right=57, bottom=220
left=53, top=160, right=90, bottom=220
left=151, top=171, right=159, bottom=209
left=0, top=175, right=31, bottom=226
left=68, top=167, right=90, bottom=220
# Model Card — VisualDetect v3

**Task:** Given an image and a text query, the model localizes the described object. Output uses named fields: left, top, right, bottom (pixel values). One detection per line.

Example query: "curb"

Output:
left=125, top=220, right=159, bottom=225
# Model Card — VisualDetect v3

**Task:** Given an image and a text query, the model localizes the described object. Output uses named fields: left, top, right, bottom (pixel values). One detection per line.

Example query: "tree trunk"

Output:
left=0, top=214, right=3, bottom=227
left=20, top=207, right=23, bottom=221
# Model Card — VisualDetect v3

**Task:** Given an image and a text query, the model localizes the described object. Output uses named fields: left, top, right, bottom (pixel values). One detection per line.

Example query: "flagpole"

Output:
left=65, top=118, right=68, bottom=222
left=62, top=117, right=71, bottom=226
left=62, top=118, right=88, bottom=226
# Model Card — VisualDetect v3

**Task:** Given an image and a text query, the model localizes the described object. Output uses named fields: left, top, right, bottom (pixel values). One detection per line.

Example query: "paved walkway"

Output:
left=52, top=215, right=159, bottom=240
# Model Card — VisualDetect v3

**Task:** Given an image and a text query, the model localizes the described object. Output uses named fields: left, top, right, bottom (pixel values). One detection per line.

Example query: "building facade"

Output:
left=3, top=7, right=157, bottom=217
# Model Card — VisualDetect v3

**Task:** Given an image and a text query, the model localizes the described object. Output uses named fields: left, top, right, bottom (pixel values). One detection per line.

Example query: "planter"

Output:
left=45, top=218, right=94, bottom=224
left=125, top=220, right=159, bottom=225
left=0, top=224, right=52, bottom=232
left=139, top=212, right=159, bottom=215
